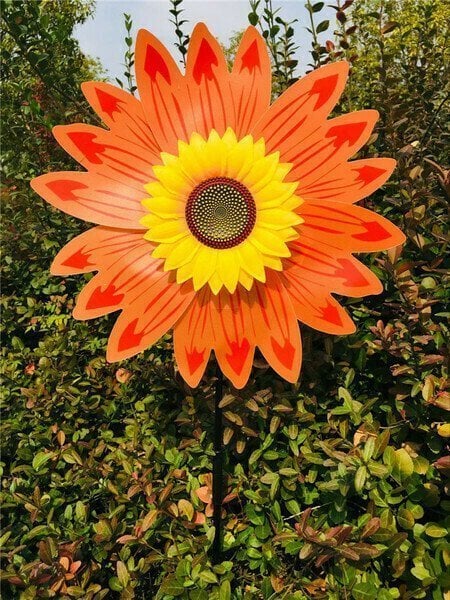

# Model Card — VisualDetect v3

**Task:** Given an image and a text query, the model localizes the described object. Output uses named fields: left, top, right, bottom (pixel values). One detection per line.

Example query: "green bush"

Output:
left=1, top=1, right=448, bottom=598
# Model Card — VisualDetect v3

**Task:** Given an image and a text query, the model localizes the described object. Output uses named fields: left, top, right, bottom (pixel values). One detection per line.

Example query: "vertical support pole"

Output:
left=211, top=366, right=224, bottom=564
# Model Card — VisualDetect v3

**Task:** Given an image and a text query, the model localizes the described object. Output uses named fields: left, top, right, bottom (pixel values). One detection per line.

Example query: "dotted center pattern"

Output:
left=185, top=177, right=256, bottom=249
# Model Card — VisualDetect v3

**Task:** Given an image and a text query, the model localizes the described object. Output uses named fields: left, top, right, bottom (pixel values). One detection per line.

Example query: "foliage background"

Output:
left=1, top=0, right=449, bottom=598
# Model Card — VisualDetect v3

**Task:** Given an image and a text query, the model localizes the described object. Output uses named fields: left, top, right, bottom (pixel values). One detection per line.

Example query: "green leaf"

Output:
left=424, top=523, right=447, bottom=538
left=311, top=2, right=325, bottom=12
left=397, top=508, right=415, bottom=530
left=116, top=561, right=129, bottom=588
left=160, top=577, right=185, bottom=596
left=198, top=570, right=218, bottom=584
left=316, top=20, right=329, bottom=33
left=352, top=582, right=378, bottom=600
left=355, top=466, right=367, bottom=492
left=32, top=451, right=53, bottom=470
left=219, top=580, right=231, bottom=600
left=411, top=566, right=432, bottom=581
left=392, top=449, right=414, bottom=481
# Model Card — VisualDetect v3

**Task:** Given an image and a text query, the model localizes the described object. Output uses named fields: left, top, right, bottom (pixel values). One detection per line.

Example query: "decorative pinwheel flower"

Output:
left=31, top=24, right=405, bottom=389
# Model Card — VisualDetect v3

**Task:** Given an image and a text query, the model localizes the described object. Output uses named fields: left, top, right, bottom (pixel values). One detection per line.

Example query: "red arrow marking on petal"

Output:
left=46, top=179, right=88, bottom=201
left=86, top=284, right=124, bottom=310
left=67, top=132, right=107, bottom=164
left=318, top=300, right=343, bottom=326
left=118, top=318, right=145, bottom=352
left=226, top=338, right=250, bottom=375
left=354, top=165, right=386, bottom=187
left=193, top=39, right=219, bottom=84
left=326, top=122, right=367, bottom=149
left=239, top=39, right=261, bottom=73
left=62, top=248, right=93, bottom=269
left=144, top=44, right=171, bottom=84
left=186, top=347, right=205, bottom=374
left=352, top=220, right=391, bottom=242
left=270, top=337, right=295, bottom=370
left=334, top=258, right=369, bottom=287
left=95, top=89, right=124, bottom=120
left=309, top=74, right=339, bottom=110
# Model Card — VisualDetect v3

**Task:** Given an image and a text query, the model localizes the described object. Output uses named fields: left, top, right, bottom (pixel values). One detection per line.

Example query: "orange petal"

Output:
left=185, top=23, right=234, bottom=138
left=281, top=270, right=356, bottom=335
left=31, top=171, right=146, bottom=228
left=53, top=124, right=156, bottom=187
left=231, top=26, right=271, bottom=137
left=173, top=287, right=212, bottom=388
left=285, top=248, right=383, bottom=297
left=50, top=227, right=147, bottom=275
left=298, top=158, right=396, bottom=204
left=252, top=61, right=349, bottom=155
left=135, top=29, right=193, bottom=153
left=209, top=288, right=256, bottom=389
left=107, top=276, right=194, bottom=362
left=73, top=242, right=160, bottom=320
left=284, top=110, right=379, bottom=186
left=297, top=200, right=406, bottom=252
left=249, top=272, right=302, bottom=383
left=81, top=81, right=160, bottom=154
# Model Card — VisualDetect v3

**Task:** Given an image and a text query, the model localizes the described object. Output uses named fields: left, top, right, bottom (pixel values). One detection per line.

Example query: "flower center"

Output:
left=185, top=177, right=256, bottom=249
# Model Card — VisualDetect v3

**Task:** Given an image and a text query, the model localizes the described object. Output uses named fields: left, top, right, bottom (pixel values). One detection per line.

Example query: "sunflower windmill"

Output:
left=31, top=24, right=405, bottom=562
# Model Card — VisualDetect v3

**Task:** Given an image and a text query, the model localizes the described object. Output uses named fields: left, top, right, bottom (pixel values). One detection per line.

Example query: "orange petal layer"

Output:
left=50, top=227, right=148, bottom=275
left=31, top=171, right=147, bottom=228
left=73, top=241, right=161, bottom=320
left=185, top=23, right=234, bottom=139
left=281, top=270, right=356, bottom=335
left=173, top=287, right=213, bottom=388
left=135, top=28, right=190, bottom=153
left=298, top=158, right=396, bottom=204
left=107, top=275, right=194, bottom=362
left=297, top=200, right=406, bottom=252
left=249, top=272, right=302, bottom=383
left=53, top=123, right=156, bottom=188
left=81, top=81, right=160, bottom=154
left=284, top=110, right=379, bottom=186
left=231, top=26, right=271, bottom=138
left=251, top=61, right=349, bottom=155
left=285, top=249, right=382, bottom=298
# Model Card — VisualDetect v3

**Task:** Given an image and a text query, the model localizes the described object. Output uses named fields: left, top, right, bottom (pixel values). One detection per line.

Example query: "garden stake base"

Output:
left=211, top=366, right=224, bottom=564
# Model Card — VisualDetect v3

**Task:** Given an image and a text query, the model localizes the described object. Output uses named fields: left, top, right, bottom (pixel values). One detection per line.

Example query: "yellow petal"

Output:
left=257, top=208, right=302, bottom=230
left=164, top=236, right=200, bottom=270
left=262, top=255, right=283, bottom=271
left=142, top=196, right=184, bottom=219
left=192, top=246, right=218, bottom=290
left=238, top=269, right=254, bottom=290
left=144, top=181, right=178, bottom=200
left=160, top=152, right=178, bottom=166
left=243, top=153, right=279, bottom=192
left=176, top=262, right=194, bottom=284
left=208, top=271, right=223, bottom=295
left=152, top=164, right=192, bottom=196
left=205, top=132, right=228, bottom=176
left=281, top=194, right=304, bottom=211
left=222, top=127, right=238, bottom=148
left=273, top=162, right=292, bottom=182
left=145, top=219, right=187, bottom=243
left=237, top=242, right=266, bottom=281
left=254, top=181, right=299, bottom=208
left=249, top=227, right=291, bottom=257
left=227, top=136, right=254, bottom=179
left=217, top=249, right=240, bottom=293
left=151, top=242, right=174, bottom=259
left=140, top=213, right=165, bottom=228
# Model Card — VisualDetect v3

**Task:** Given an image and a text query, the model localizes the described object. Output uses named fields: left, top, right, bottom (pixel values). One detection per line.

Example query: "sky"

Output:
left=74, top=0, right=335, bottom=82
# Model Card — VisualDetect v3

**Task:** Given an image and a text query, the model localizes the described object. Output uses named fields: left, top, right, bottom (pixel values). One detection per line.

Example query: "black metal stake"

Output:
left=211, top=366, right=224, bottom=564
